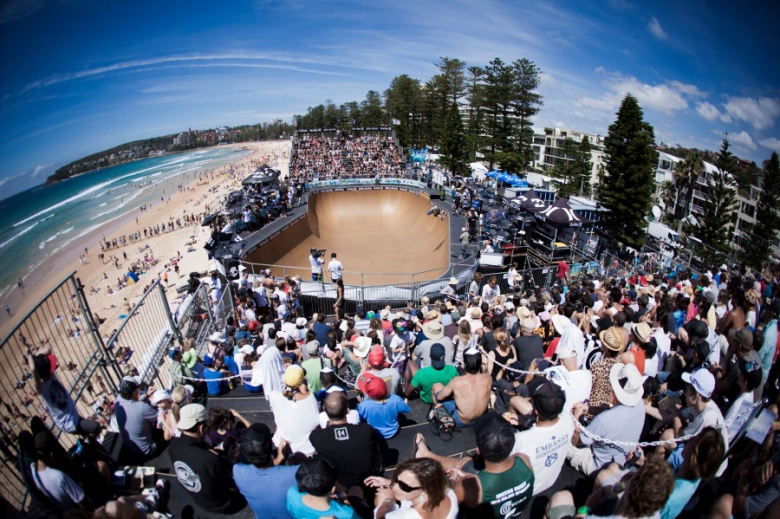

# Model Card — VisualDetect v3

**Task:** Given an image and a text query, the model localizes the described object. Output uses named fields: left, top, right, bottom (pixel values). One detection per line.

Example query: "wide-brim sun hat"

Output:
left=353, top=336, right=372, bottom=358
left=422, top=320, right=445, bottom=340
left=209, top=331, right=227, bottom=343
left=551, top=315, right=571, bottom=335
left=609, top=363, right=644, bottom=406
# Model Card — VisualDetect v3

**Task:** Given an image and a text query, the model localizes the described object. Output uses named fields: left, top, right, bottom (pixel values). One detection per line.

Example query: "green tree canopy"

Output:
left=596, top=94, right=658, bottom=247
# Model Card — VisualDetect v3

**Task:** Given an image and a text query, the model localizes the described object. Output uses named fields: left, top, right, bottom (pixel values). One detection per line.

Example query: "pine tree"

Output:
left=440, top=101, right=468, bottom=175
left=511, top=58, right=543, bottom=167
left=699, top=138, right=737, bottom=260
left=745, top=151, right=780, bottom=266
left=576, top=136, right=593, bottom=197
left=596, top=94, right=658, bottom=247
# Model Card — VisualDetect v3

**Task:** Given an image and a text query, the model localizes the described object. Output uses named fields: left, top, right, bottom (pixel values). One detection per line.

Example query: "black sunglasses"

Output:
left=394, top=480, right=421, bottom=493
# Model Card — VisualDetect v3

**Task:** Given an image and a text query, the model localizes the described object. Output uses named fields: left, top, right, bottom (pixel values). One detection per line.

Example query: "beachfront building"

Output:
left=530, top=127, right=606, bottom=190
left=173, top=132, right=191, bottom=147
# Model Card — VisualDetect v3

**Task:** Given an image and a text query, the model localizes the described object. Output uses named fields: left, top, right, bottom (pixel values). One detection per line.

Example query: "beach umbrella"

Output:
left=484, top=218, right=516, bottom=230
left=511, top=189, right=548, bottom=214
left=242, top=164, right=280, bottom=186
left=201, top=212, right=219, bottom=227
left=533, top=197, right=593, bottom=229
left=482, top=201, right=505, bottom=212
left=490, top=229, right=513, bottom=243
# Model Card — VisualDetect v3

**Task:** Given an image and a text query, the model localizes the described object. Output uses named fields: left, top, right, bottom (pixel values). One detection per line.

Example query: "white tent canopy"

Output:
left=470, top=162, right=488, bottom=180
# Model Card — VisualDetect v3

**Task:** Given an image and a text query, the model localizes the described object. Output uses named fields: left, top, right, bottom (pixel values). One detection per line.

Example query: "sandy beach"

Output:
left=0, top=140, right=291, bottom=342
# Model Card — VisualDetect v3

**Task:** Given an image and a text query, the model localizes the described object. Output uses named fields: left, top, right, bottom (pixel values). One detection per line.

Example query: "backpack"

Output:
left=428, top=404, right=456, bottom=440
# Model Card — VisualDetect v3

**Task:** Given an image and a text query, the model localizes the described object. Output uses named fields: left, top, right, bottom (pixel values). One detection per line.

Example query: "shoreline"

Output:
left=1, top=140, right=291, bottom=342
left=43, top=143, right=258, bottom=188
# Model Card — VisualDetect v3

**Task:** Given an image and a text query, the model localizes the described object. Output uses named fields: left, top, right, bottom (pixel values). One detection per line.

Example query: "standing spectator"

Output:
left=269, top=365, right=320, bottom=457
left=327, top=252, right=343, bottom=281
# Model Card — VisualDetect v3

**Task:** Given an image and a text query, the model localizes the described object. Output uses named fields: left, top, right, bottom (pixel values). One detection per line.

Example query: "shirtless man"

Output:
left=431, top=347, right=492, bottom=427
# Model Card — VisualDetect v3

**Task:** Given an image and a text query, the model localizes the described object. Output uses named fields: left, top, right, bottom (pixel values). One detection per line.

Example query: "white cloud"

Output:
left=723, top=96, right=780, bottom=130
left=647, top=17, right=667, bottom=40
left=576, top=71, right=703, bottom=116
left=729, top=130, right=757, bottom=151
left=759, top=138, right=780, bottom=153
left=29, top=163, right=52, bottom=178
left=695, top=101, right=732, bottom=123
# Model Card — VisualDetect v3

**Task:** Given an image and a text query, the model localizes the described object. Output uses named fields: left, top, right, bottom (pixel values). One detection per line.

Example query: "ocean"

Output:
left=0, top=146, right=252, bottom=302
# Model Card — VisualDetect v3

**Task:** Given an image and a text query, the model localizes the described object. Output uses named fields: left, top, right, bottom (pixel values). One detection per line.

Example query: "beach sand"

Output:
left=0, top=140, right=291, bottom=342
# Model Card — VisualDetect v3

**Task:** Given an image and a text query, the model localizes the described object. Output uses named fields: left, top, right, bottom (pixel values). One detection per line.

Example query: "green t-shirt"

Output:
left=473, top=457, right=534, bottom=519
left=411, top=365, right=458, bottom=404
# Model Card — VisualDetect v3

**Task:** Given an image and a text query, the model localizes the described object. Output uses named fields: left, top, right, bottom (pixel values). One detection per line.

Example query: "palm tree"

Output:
left=673, top=151, right=704, bottom=222
left=659, top=180, right=676, bottom=223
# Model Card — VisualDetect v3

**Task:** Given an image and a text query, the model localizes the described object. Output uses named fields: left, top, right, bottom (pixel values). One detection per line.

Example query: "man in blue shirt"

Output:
left=357, top=373, right=410, bottom=439
left=233, top=423, right=296, bottom=519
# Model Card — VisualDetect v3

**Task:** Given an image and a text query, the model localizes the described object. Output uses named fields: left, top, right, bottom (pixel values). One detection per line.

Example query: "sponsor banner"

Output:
left=306, top=178, right=427, bottom=189
left=586, top=261, right=600, bottom=274
left=570, top=263, right=582, bottom=276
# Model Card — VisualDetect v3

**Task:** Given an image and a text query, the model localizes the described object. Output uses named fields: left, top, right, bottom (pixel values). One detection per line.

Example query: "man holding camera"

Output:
left=309, top=248, right=325, bottom=282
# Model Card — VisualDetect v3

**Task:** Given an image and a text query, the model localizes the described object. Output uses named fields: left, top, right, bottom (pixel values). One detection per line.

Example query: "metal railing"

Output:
left=0, top=273, right=118, bottom=511
left=0, top=273, right=232, bottom=513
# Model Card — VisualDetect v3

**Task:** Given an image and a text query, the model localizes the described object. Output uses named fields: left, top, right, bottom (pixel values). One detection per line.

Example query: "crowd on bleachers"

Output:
left=24, top=255, right=780, bottom=519
left=289, top=132, right=407, bottom=185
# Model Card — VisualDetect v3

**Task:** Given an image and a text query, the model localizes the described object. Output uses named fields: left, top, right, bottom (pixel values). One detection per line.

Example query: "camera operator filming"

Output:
left=309, top=247, right=326, bottom=282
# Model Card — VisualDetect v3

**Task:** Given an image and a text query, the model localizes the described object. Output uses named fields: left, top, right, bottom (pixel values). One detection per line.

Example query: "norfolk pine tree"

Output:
left=440, top=101, right=468, bottom=175
left=699, top=138, right=737, bottom=260
left=596, top=94, right=658, bottom=247
left=745, top=151, right=780, bottom=266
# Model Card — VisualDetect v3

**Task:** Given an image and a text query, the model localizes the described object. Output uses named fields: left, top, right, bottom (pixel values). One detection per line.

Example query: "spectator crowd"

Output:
left=23, top=253, right=780, bottom=519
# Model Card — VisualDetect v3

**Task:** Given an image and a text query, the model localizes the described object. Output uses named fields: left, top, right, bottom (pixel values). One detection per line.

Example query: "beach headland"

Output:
left=0, top=140, right=291, bottom=342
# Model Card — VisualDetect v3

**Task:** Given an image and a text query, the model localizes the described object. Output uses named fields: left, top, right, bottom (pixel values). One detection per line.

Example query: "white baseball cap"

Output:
left=682, top=369, right=715, bottom=399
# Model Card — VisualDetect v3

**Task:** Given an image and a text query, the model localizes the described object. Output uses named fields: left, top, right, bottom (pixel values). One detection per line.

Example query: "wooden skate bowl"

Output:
left=244, top=187, right=450, bottom=285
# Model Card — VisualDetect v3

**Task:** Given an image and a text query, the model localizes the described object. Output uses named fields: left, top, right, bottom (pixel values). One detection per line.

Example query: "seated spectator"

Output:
left=364, top=458, right=458, bottom=518
left=588, top=326, right=625, bottom=410
left=310, top=392, right=382, bottom=490
left=286, top=457, right=359, bottom=518
left=206, top=407, right=251, bottom=450
left=357, top=373, right=411, bottom=439
left=114, top=376, right=159, bottom=460
left=414, top=412, right=534, bottom=518
left=569, top=363, right=645, bottom=475
left=510, top=379, right=574, bottom=495
left=169, top=404, right=246, bottom=514
left=546, top=457, right=675, bottom=519
left=269, top=365, right=320, bottom=457
left=431, top=347, right=492, bottom=427
left=30, top=432, right=87, bottom=512
left=363, top=344, right=401, bottom=397
left=201, top=356, right=230, bottom=396
left=405, top=344, right=459, bottom=405
left=544, top=336, right=592, bottom=411
left=301, top=340, right=329, bottom=393
left=414, top=320, right=454, bottom=368
left=487, top=329, right=517, bottom=381
left=233, top=423, right=297, bottom=519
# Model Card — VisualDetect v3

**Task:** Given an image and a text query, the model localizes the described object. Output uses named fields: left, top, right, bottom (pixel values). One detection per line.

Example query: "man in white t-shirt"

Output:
left=309, top=248, right=324, bottom=281
left=544, top=339, right=592, bottom=411
left=481, top=276, right=500, bottom=307
left=511, top=379, right=574, bottom=495
left=31, top=432, right=86, bottom=511
left=327, top=252, right=343, bottom=281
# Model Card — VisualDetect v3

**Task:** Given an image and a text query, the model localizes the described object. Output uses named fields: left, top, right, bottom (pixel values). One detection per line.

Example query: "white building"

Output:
left=531, top=127, right=606, bottom=188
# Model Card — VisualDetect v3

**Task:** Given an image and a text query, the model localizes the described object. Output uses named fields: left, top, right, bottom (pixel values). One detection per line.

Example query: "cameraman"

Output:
left=308, top=248, right=325, bottom=282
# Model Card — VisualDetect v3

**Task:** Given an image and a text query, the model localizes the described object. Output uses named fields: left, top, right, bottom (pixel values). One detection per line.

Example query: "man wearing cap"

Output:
left=327, top=252, right=343, bottom=282
left=27, top=348, right=101, bottom=437
left=414, top=320, right=454, bottom=369
left=431, top=347, right=492, bottom=427
left=511, top=379, right=574, bottom=494
left=114, top=376, right=160, bottom=460
left=169, top=403, right=246, bottom=514
left=233, top=422, right=296, bottom=518
left=405, top=343, right=459, bottom=405
left=309, top=248, right=325, bottom=282
left=357, top=372, right=411, bottom=439
left=460, top=227, right=470, bottom=259
left=269, top=365, right=320, bottom=456
left=442, top=277, right=459, bottom=302
left=311, top=392, right=382, bottom=489
left=544, top=337, right=592, bottom=411
left=363, top=345, right=400, bottom=397
left=415, top=413, right=535, bottom=518
left=569, top=363, right=646, bottom=475
left=301, top=340, right=330, bottom=393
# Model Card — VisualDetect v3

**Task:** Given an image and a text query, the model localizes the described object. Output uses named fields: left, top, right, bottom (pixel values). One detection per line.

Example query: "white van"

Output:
left=647, top=221, right=681, bottom=248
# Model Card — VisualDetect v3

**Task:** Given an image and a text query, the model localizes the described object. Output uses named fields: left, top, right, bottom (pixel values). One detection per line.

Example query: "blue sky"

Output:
left=1, top=0, right=779, bottom=198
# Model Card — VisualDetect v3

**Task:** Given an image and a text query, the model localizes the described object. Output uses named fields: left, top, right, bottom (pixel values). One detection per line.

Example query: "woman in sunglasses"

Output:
left=365, top=458, right=458, bottom=518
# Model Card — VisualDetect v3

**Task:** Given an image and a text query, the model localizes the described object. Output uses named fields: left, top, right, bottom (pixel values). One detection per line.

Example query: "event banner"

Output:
left=570, top=263, right=582, bottom=276
left=586, top=261, right=600, bottom=274
left=305, top=178, right=427, bottom=189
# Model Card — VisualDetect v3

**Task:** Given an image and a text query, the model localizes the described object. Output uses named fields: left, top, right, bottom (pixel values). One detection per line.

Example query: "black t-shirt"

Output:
left=511, top=335, right=544, bottom=370
left=309, top=422, right=381, bottom=488
left=168, top=435, right=238, bottom=513
left=480, top=330, right=498, bottom=353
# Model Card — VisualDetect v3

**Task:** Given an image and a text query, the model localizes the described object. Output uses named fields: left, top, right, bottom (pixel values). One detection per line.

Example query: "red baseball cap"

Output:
left=368, top=345, right=386, bottom=369
left=357, top=373, right=387, bottom=400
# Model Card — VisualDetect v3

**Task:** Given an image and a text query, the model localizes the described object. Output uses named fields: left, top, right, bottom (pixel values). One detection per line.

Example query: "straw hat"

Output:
left=599, top=326, right=625, bottom=352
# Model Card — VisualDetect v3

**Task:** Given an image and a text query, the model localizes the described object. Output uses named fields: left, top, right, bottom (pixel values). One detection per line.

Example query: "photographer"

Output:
left=309, top=248, right=325, bottom=282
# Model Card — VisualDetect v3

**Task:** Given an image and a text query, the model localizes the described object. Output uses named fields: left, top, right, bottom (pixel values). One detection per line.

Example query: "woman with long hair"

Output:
left=334, top=278, right=345, bottom=319
left=487, top=329, right=516, bottom=381
left=452, top=320, right=473, bottom=368
left=365, top=458, right=458, bottom=519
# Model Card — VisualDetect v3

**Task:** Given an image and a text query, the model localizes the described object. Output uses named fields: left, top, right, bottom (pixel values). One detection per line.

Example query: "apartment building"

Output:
left=530, top=127, right=606, bottom=188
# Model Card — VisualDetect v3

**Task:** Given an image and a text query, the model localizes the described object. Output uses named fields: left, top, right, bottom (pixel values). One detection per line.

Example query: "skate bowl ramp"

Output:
left=244, top=188, right=450, bottom=285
